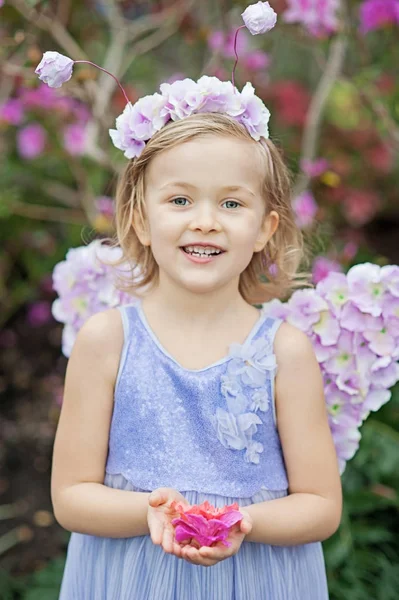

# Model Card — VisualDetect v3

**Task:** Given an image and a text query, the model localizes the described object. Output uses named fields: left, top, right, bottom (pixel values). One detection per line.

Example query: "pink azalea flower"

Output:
left=27, top=301, right=52, bottom=327
left=0, top=99, right=24, bottom=125
left=63, top=123, right=86, bottom=155
left=20, top=83, right=59, bottom=110
left=292, top=191, right=318, bottom=228
left=271, top=81, right=310, bottom=126
left=95, top=196, right=115, bottom=218
left=283, top=0, right=340, bottom=37
left=312, top=257, right=343, bottom=284
left=17, top=123, right=47, bottom=159
left=243, top=49, right=271, bottom=71
left=343, top=189, right=381, bottom=226
left=300, top=157, right=329, bottom=178
left=342, top=241, right=358, bottom=262
left=171, top=501, right=243, bottom=548
left=359, top=0, right=399, bottom=34
left=208, top=29, right=249, bottom=59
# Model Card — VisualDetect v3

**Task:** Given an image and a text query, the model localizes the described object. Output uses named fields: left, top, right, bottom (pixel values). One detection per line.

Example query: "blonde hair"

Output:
left=103, top=112, right=313, bottom=304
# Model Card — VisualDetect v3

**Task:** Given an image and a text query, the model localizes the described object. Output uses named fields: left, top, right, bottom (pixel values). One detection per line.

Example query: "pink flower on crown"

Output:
left=160, top=78, right=203, bottom=120
left=109, top=93, right=169, bottom=159
left=196, top=76, right=242, bottom=116
left=238, top=82, right=270, bottom=140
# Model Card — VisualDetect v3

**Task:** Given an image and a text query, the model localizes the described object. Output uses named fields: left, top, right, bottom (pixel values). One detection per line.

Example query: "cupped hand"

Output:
left=180, top=508, right=253, bottom=567
left=147, top=487, right=191, bottom=558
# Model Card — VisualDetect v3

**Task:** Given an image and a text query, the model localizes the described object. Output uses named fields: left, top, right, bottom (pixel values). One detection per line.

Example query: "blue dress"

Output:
left=59, top=302, right=329, bottom=599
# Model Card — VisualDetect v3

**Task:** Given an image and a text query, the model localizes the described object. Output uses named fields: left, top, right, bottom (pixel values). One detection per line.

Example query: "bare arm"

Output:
left=245, top=323, right=343, bottom=546
left=51, top=309, right=150, bottom=538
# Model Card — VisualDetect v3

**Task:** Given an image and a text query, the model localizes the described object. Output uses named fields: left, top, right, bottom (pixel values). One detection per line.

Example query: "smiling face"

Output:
left=134, top=134, right=279, bottom=299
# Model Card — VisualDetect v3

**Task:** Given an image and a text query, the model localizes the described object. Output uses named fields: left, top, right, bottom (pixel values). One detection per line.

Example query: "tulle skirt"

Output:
left=58, top=473, right=329, bottom=599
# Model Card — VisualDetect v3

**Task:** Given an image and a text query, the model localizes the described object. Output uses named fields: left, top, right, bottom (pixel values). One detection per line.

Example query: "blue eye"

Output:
left=223, top=200, right=241, bottom=209
left=171, top=197, right=189, bottom=206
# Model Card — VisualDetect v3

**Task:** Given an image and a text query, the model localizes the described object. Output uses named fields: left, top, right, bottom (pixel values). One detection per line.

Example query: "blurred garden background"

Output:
left=0, top=0, right=399, bottom=598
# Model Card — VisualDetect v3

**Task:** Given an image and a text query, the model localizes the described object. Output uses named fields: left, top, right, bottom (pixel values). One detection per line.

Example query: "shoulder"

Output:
left=75, top=308, right=123, bottom=351
left=71, top=308, right=124, bottom=384
left=273, top=321, right=318, bottom=368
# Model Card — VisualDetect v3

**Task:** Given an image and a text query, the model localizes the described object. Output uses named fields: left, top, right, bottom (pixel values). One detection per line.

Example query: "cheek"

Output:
left=232, top=215, right=263, bottom=246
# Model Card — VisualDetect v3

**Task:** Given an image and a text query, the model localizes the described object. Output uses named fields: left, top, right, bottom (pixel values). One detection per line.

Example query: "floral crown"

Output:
left=35, top=2, right=277, bottom=159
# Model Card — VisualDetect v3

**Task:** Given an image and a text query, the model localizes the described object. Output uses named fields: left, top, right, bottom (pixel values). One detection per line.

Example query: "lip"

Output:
left=180, top=242, right=226, bottom=251
left=180, top=246, right=225, bottom=264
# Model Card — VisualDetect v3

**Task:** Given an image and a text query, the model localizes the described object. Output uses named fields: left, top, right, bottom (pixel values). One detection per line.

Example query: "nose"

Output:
left=188, top=201, right=221, bottom=233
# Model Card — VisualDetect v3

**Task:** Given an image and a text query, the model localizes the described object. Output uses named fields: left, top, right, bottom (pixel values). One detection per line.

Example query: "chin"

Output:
left=176, top=273, right=235, bottom=296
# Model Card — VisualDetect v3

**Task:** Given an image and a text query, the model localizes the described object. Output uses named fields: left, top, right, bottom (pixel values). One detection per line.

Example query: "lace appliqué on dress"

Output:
left=211, top=335, right=277, bottom=464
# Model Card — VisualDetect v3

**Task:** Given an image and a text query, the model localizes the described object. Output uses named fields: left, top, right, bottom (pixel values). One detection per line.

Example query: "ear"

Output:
left=254, top=210, right=279, bottom=253
left=132, top=208, right=151, bottom=247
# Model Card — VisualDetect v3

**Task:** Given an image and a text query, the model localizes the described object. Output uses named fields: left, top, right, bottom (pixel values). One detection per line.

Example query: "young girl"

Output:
left=51, top=110, right=342, bottom=599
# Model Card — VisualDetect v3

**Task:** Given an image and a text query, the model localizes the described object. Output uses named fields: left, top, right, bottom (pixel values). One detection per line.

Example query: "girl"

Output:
left=51, top=111, right=342, bottom=599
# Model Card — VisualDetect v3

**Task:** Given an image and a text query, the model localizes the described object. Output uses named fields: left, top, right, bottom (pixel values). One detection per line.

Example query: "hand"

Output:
left=180, top=509, right=253, bottom=567
left=147, top=487, right=191, bottom=558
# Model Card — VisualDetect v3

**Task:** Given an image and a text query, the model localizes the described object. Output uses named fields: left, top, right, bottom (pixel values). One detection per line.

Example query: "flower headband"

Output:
left=35, top=1, right=277, bottom=159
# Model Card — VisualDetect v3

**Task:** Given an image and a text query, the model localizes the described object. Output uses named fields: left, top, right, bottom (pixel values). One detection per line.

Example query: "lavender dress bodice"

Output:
left=105, top=302, right=289, bottom=497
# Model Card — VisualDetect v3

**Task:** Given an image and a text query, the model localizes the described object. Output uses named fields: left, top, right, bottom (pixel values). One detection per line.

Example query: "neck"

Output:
left=141, top=272, right=251, bottom=326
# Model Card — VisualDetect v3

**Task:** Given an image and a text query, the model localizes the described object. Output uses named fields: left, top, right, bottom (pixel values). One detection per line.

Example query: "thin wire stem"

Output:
left=74, top=60, right=132, bottom=106
left=231, top=25, right=246, bottom=89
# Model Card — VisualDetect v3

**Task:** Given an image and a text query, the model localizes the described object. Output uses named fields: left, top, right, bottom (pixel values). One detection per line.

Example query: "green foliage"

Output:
left=0, top=557, right=65, bottom=600
left=324, top=385, right=399, bottom=599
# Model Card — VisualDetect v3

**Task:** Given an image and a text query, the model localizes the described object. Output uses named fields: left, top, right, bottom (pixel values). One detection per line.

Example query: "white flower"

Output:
left=35, top=51, right=74, bottom=88
left=241, top=2, right=277, bottom=35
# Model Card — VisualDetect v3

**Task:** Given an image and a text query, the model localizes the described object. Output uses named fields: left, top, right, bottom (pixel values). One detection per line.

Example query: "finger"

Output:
left=149, top=491, right=166, bottom=507
left=149, top=521, right=164, bottom=545
left=182, top=547, right=218, bottom=567
left=149, top=521, right=164, bottom=546
left=173, top=541, right=183, bottom=558
left=199, top=545, right=227, bottom=562
left=162, top=527, right=175, bottom=554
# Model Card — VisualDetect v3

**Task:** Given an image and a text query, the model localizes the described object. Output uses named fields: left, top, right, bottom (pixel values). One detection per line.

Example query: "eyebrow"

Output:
left=159, top=181, right=256, bottom=197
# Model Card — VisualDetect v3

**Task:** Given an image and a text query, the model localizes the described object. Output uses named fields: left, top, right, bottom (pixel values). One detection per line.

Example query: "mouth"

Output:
left=180, top=244, right=226, bottom=258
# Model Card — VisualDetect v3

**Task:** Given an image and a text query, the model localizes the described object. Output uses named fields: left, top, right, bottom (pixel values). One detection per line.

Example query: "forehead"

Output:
left=145, top=135, right=265, bottom=193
